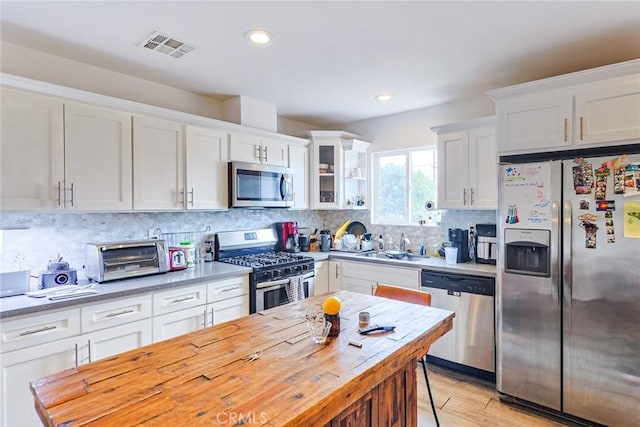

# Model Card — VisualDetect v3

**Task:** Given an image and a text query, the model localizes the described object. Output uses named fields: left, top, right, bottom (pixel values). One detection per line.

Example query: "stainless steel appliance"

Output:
left=421, top=271, right=495, bottom=381
left=475, top=223, right=497, bottom=265
left=448, top=228, right=471, bottom=262
left=84, top=239, right=169, bottom=282
left=275, top=221, right=300, bottom=253
left=39, top=257, right=78, bottom=288
left=497, top=148, right=640, bottom=426
left=215, top=228, right=314, bottom=313
left=0, top=270, right=30, bottom=297
left=228, top=161, right=294, bottom=208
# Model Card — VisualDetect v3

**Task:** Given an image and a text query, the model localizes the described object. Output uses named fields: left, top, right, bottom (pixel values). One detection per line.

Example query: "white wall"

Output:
left=0, top=41, right=223, bottom=119
left=341, top=95, right=495, bottom=152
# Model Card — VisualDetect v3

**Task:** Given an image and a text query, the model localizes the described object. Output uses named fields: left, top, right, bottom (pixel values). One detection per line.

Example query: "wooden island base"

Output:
left=31, top=291, right=454, bottom=427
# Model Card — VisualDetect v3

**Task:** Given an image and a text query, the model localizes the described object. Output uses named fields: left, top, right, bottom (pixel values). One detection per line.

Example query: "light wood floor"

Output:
left=417, top=364, right=581, bottom=427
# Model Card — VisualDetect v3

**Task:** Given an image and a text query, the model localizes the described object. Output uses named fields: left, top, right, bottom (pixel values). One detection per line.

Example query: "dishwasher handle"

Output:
left=448, top=290, right=462, bottom=297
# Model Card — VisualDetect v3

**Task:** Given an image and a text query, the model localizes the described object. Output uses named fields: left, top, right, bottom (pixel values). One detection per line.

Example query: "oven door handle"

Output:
left=256, top=271, right=315, bottom=289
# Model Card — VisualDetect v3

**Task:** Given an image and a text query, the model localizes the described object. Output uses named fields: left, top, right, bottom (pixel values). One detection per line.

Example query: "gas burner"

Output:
left=220, top=251, right=308, bottom=268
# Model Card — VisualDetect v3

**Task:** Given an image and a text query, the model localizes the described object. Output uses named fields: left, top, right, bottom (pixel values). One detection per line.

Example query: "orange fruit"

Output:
left=322, top=296, right=341, bottom=315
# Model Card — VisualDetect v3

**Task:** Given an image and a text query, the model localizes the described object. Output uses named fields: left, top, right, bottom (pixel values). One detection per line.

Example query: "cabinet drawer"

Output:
left=0, top=308, right=80, bottom=353
left=342, top=262, right=419, bottom=289
left=207, top=276, right=248, bottom=303
left=210, top=295, right=249, bottom=325
left=153, top=284, right=207, bottom=316
left=81, top=295, right=152, bottom=333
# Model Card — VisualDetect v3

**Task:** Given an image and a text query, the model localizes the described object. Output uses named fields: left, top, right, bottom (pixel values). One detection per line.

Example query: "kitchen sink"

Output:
left=357, top=252, right=430, bottom=262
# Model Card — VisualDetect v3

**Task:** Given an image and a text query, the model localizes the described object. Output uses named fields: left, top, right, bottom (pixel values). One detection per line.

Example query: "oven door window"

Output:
left=259, top=281, right=311, bottom=311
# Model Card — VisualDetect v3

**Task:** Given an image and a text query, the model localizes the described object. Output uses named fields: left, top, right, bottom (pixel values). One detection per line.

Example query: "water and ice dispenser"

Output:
left=504, top=229, right=551, bottom=277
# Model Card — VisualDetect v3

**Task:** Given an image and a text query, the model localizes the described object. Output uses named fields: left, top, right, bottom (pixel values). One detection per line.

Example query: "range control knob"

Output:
left=284, top=267, right=291, bottom=275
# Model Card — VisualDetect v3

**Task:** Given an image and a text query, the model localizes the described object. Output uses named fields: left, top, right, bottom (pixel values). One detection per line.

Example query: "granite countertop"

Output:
left=307, top=250, right=496, bottom=278
left=0, top=262, right=252, bottom=320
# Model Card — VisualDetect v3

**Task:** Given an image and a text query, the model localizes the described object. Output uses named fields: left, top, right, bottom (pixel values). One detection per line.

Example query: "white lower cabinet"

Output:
left=314, top=261, right=329, bottom=296
left=328, top=260, right=342, bottom=291
left=209, top=297, right=248, bottom=325
left=340, top=260, right=420, bottom=295
left=1, top=336, right=80, bottom=427
left=152, top=305, right=207, bottom=342
left=207, top=276, right=249, bottom=326
left=82, top=319, right=152, bottom=364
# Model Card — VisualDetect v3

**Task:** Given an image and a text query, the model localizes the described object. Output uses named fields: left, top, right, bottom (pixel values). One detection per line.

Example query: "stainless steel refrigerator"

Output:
left=497, top=150, right=640, bottom=426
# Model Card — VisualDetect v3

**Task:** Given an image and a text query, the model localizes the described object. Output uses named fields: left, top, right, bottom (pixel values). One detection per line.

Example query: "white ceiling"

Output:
left=1, top=1, right=639, bottom=127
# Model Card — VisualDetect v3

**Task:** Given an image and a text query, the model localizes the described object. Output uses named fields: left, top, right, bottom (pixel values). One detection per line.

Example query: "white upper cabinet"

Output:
left=1, top=90, right=132, bottom=211
left=574, top=78, right=640, bottom=145
left=63, top=102, right=132, bottom=210
left=305, top=131, right=370, bottom=210
left=185, top=125, right=229, bottom=210
left=433, top=117, right=496, bottom=210
left=1, top=88, right=64, bottom=210
left=288, top=143, right=309, bottom=209
left=497, top=95, right=573, bottom=153
left=133, top=116, right=185, bottom=210
left=488, top=61, right=640, bottom=155
left=228, top=133, right=288, bottom=167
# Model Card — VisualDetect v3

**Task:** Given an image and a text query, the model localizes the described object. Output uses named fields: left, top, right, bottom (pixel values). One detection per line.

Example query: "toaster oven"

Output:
left=84, top=239, right=169, bottom=282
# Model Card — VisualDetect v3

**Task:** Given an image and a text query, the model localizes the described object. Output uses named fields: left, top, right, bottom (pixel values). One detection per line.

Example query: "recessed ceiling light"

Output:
left=245, top=29, right=272, bottom=45
left=375, top=94, right=393, bottom=102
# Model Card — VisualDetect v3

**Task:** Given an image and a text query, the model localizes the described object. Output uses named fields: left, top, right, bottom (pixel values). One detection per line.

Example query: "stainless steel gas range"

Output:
left=215, top=228, right=315, bottom=313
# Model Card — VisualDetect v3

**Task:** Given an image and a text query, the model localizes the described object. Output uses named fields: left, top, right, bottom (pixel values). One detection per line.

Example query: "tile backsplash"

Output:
left=0, top=209, right=496, bottom=281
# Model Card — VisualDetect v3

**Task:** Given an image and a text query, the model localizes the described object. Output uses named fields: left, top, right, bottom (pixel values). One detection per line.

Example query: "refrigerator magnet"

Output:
left=579, top=199, right=590, bottom=210
left=578, top=220, right=599, bottom=249
left=572, top=165, right=592, bottom=195
left=605, top=211, right=615, bottom=244
left=623, top=201, right=640, bottom=238
left=613, top=166, right=625, bottom=195
left=596, top=200, right=615, bottom=212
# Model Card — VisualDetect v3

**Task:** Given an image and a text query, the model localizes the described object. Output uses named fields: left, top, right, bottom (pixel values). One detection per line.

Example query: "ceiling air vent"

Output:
left=139, top=31, right=194, bottom=59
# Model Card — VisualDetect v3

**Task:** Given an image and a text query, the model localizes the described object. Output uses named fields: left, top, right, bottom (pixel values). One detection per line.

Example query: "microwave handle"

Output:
left=279, top=174, right=289, bottom=201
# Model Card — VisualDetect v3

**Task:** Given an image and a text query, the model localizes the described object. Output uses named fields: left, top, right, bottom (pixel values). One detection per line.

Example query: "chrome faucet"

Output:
left=399, top=233, right=409, bottom=253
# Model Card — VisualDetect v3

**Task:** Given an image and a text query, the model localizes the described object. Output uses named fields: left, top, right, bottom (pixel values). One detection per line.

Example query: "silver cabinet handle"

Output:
left=105, top=308, right=135, bottom=318
left=221, top=286, right=240, bottom=293
left=19, top=325, right=57, bottom=336
left=71, top=182, right=75, bottom=208
left=171, top=296, right=195, bottom=304
left=255, top=145, right=262, bottom=161
left=57, top=181, right=63, bottom=206
left=87, top=339, right=92, bottom=363
left=335, top=264, right=340, bottom=279
left=463, top=188, right=467, bottom=205
left=371, top=284, right=375, bottom=295
left=74, top=343, right=79, bottom=367
left=470, top=188, right=475, bottom=205
left=580, top=116, right=584, bottom=141
left=564, top=118, right=568, bottom=142
left=203, top=309, right=208, bottom=329
left=180, top=188, right=186, bottom=206
left=188, top=188, right=194, bottom=206
left=263, top=146, right=268, bottom=163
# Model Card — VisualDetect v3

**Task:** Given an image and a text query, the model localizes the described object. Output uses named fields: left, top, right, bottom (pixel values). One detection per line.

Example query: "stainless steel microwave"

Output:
left=229, top=161, right=294, bottom=208
left=84, top=239, right=169, bottom=282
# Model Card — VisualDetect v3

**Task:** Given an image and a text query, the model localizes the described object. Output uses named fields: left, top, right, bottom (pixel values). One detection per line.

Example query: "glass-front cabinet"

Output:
left=305, top=131, right=370, bottom=210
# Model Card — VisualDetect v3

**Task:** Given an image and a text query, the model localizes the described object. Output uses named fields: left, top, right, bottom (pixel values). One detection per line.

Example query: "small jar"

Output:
left=324, top=313, right=341, bottom=337
left=180, top=241, right=195, bottom=268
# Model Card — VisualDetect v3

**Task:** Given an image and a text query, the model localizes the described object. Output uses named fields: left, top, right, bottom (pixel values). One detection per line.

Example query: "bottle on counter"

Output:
left=180, top=241, right=195, bottom=268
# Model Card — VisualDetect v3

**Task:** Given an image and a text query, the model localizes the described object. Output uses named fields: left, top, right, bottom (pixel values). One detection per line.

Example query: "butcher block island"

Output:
left=31, top=290, right=454, bottom=426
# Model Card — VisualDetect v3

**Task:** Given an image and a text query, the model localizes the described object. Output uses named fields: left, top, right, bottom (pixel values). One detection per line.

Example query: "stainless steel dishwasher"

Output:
left=421, top=270, right=495, bottom=381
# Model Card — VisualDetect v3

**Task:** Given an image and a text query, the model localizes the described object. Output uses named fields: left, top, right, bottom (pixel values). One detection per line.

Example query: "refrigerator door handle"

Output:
left=552, top=201, right=560, bottom=307
left=563, top=200, right=572, bottom=309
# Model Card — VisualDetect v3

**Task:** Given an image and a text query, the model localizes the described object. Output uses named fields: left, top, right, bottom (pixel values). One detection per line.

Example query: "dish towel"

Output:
left=286, top=275, right=305, bottom=303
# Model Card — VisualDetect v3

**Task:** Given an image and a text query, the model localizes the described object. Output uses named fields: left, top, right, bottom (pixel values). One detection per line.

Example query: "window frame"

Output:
left=371, top=146, right=438, bottom=226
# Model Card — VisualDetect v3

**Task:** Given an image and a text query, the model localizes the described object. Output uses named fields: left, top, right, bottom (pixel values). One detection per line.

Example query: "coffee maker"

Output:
left=276, top=222, right=300, bottom=253
left=448, top=228, right=470, bottom=263
left=475, top=223, right=497, bottom=264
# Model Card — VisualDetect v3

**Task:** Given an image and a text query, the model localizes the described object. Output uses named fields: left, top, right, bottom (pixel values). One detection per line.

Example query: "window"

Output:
left=372, top=147, right=438, bottom=225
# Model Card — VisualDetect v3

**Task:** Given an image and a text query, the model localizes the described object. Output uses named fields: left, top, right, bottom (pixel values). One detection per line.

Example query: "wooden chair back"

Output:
left=374, top=284, right=432, bottom=307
